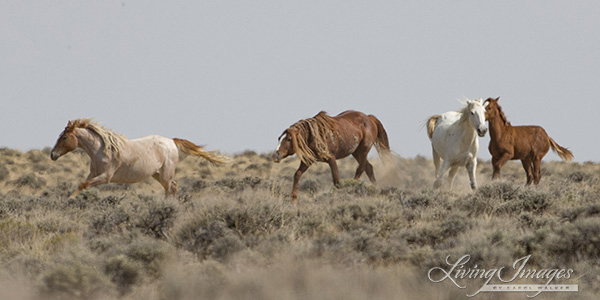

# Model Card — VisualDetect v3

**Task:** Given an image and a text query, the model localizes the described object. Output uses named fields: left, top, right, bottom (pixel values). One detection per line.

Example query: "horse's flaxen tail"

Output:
left=426, top=115, right=440, bottom=140
left=368, top=115, right=391, bottom=156
left=548, top=137, right=573, bottom=162
left=173, top=138, right=229, bottom=165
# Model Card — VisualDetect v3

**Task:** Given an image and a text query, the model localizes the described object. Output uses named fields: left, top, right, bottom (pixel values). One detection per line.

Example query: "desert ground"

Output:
left=0, top=147, right=598, bottom=299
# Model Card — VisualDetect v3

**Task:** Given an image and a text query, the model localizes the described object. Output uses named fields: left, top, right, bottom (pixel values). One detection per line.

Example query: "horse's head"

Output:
left=466, top=98, right=488, bottom=137
left=50, top=120, right=80, bottom=161
left=483, top=97, right=502, bottom=122
left=272, top=129, right=296, bottom=163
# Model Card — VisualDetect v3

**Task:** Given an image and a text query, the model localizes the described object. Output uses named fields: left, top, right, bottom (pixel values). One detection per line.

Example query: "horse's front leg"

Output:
left=492, top=152, right=512, bottom=180
left=466, top=157, right=477, bottom=190
left=70, top=172, right=112, bottom=198
left=291, top=162, right=309, bottom=204
left=447, top=166, right=459, bottom=189
left=327, top=158, right=341, bottom=188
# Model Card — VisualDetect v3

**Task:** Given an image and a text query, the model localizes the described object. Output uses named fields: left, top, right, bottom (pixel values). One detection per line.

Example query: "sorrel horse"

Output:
left=484, top=97, right=573, bottom=185
left=427, top=99, right=487, bottom=190
left=272, top=110, right=390, bottom=203
left=50, top=118, right=228, bottom=197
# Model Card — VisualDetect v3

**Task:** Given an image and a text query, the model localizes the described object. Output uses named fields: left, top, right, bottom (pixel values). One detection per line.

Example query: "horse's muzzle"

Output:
left=272, top=152, right=281, bottom=163
left=477, top=127, right=488, bottom=137
left=50, top=151, right=61, bottom=161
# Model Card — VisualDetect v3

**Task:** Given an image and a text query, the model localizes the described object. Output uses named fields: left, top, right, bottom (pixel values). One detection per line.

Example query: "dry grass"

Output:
left=0, top=147, right=598, bottom=299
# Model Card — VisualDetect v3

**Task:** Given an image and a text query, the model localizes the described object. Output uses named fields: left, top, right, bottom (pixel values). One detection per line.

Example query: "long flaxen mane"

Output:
left=284, top=111, right=336, bottom=165
left=67, top=118, right=127, bottom=157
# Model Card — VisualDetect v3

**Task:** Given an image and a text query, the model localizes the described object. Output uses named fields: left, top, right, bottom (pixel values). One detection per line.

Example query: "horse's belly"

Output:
left=110, top=159, right=164, bottom=184
left=111, top=168, right=156, bottom=184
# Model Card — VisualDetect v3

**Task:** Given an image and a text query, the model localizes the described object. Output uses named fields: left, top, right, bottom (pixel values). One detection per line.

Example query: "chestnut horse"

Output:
left=51, top=118, right=228, bottom=197
left=484, top=97, right=573, bottom=185
left=272, top=110, right=390, bottom=203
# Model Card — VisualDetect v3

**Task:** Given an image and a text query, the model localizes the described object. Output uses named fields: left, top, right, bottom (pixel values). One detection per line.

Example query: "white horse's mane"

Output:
left=72, top=118, right=127, bottom=156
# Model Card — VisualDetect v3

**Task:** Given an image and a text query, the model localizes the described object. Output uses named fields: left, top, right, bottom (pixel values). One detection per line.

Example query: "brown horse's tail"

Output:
left=173, top=138, right=229, bottom=165
left=548, top=137, right=573, bottom=162
left=368, top=115, right=391, bottom=156
left=426, top=115, right=440, bottom=140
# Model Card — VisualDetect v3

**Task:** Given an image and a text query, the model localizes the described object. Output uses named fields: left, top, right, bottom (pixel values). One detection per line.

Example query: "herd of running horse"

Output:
left=50, top=97, right=573, bottom=203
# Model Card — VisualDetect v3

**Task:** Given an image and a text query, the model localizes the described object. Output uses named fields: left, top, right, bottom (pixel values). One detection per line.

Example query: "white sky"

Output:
left=1, top=1, right=598, bottom=162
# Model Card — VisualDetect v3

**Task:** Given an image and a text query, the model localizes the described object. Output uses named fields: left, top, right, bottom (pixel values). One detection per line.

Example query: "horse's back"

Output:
left=431, top=111, right=461, bottom=140
left=512, top=125, right=550, bottom=157
left=110, top=135, right=179, bottom=183
left=334, top=110, right=367, bottom=121
left=330, top=110, right=379, bottom=157
left=123, top=135, right=178, bottom=165
left=430, top=111, right=478, bottom=160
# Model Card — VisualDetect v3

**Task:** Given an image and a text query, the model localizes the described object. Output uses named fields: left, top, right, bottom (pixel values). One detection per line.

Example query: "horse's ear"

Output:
left=495, top=97, right=500, bottom=102
left=65, top=120, right=74, bottom=132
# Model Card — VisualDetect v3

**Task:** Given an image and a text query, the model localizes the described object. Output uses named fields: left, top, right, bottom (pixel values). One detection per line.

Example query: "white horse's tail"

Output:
left=172, top=138, right=229, bottom=165
left=548, top=137, right=573, bottom=162
left=426, top=115, right=440, bottom=140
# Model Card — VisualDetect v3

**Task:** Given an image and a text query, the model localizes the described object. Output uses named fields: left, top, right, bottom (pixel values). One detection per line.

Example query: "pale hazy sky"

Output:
left=1, top=1, right=598, bottom=162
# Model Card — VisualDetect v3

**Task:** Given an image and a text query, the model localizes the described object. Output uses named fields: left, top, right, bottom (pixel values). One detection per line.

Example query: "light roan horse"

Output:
left=272, top=110, right=390, bottom=203
left=484, top=97, right=573, bottom=185
left=50, top=118, right=227, bottom=198
left=426, top=99, right=487, bottom=190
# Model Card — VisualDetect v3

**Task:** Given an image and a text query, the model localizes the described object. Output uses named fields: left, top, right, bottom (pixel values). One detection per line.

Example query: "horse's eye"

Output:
left=287, top=138, right=292, bottom=142
left=470, top=111, right=475, bottom=115
left=62, top=136, right=68, bottom=140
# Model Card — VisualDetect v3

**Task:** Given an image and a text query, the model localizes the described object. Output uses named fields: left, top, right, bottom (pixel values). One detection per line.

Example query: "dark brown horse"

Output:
left=484, top=97, right=573, bottom=185
left=272, top=110, right=390, bottom=203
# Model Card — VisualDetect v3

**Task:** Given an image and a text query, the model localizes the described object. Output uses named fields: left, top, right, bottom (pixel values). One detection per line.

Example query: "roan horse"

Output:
left=484, top=97, right=573, bottom=185
left=51, top=118, right=227, bottom=198
left=272, top=110, right=390, bottom=203
left=427, top=99, right=487, bottom=190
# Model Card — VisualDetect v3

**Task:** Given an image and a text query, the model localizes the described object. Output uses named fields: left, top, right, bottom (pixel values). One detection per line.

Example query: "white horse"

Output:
left=426, top=99, right=487, bottom=190
left=50, top=118, right=228, bottom=198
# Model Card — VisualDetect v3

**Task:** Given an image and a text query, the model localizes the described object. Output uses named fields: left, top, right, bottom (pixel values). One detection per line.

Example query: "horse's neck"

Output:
left=458, top=118, right=477, bottom=143
left=488, top=116, right=508, bottom=141
left=74, top=128, right=105, bottom=158
left=454, top=113, right=476, bottom=140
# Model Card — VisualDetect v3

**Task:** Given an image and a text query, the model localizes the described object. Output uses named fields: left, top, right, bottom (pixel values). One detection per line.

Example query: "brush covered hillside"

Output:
left=0, top=147, right=599, bottom=300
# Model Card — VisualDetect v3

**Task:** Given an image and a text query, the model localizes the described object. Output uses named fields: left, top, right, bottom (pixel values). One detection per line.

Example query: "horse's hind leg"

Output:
left=352, top=153, right=366, bottom=180
left=352, top=151, right=375, bottom=183
left=520, top=158, right=533, bottom=185
left=434, top=160, right=449, bottom=189
left=364, top=161, right=376, bottom=184
left=432, top=147, right=441, bottom=176
left=532, top=156, right=542, bottom=185
left=152, top=173, right=176, bottom=198
left=170, top=180, right=178, bottom=197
